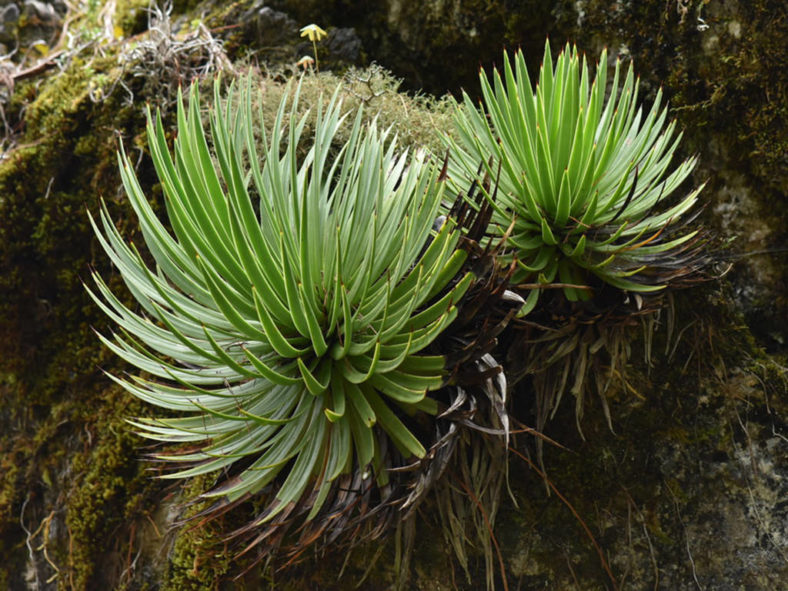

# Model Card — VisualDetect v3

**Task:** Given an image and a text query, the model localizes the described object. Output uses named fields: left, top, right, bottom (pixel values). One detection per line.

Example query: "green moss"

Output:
left=116, top=0, right=153, bottom=36
left=65, top=387, right=156, bottom=589
left=161, top=475, right=237, bottom=591
left=0, top=56, right=127, bottom=393
left=0, top=34, right=164, bottom=588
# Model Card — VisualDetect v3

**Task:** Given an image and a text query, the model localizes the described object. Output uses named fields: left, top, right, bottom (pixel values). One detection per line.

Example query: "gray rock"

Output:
left=23, top=0, right=58, bottom=25
left=1, top=3, right=19, bottom=25
left=325, top=27, right=362, bottom=64
left=246, top=4, right=298, bottom=48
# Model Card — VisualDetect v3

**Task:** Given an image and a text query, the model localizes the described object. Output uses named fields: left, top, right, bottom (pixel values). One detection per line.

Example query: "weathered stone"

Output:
left=0, top=3, right=20, bottom=46
left=23, top=0, right=59, bottom=25
left=244, top=4, right=299, bottom=49
left=1, top=3, right=19, bottom=25
left=323, top=26, right=362, bottom=64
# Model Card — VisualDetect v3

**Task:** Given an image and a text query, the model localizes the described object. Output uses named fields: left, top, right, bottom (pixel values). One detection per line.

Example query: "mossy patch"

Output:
left=0, top=33, right=164, bottom=589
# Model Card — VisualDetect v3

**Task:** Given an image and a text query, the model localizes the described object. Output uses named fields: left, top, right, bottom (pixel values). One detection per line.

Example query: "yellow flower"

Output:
left=300, top=24, right=327, bottom=43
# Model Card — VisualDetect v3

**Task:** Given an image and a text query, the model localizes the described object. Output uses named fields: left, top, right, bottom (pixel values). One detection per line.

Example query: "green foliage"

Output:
left=449, top=41, right=704, bottom=314
left=89, top=77, right=471, bottom=524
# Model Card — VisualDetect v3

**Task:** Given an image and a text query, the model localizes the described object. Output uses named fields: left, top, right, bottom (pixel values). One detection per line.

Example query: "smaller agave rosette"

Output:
left=449, top=42, right=705, bottom=315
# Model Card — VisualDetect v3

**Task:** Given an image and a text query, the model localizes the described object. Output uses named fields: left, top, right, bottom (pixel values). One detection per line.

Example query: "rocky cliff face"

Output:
left=0, top=1, right=784, bottom=589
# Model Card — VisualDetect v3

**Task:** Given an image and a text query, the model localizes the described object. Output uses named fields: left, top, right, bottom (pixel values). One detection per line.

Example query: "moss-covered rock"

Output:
left=499, top=289, right=788, bottom=589
left=572, top=0, right=787, bottom=353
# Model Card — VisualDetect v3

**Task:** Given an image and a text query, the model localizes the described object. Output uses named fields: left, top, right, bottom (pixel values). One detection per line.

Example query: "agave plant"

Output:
left=449, top=41, right=705, bottom=315
left=87, top=78, right=473, bottom=539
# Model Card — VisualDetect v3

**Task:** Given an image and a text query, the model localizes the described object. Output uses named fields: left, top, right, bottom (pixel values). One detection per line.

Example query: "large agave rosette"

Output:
left=88, top=78, right=472, bottom=532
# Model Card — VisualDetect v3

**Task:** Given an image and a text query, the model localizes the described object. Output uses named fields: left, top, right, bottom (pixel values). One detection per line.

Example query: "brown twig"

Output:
left=11, top=50, right=65, bottom=82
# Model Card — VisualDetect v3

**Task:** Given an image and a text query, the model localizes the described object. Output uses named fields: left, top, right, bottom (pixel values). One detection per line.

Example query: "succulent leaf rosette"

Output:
left=449, top=42, right=704, bottom=315
left=88, top=79, right=471, bottom=524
